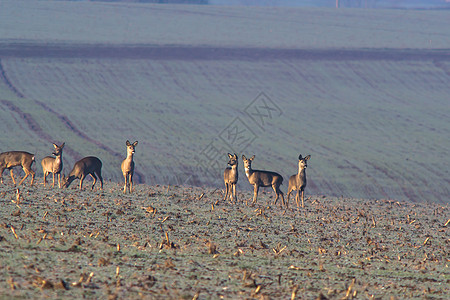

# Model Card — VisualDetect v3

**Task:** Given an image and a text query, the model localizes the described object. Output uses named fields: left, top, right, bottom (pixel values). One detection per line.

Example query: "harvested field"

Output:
left=0, top=182, right=449, bottom=299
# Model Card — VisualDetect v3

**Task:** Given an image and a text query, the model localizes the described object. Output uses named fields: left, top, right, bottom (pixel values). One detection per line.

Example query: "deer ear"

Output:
left=133, top=141, right=138, bottom=146
left=228, top=153, right=233, bottom=158
left=242, top=155, right=246, bottom=160
left=305, top=155, right=311, bottom=160
left=126, top=140, right=131, bottom=146
left=234, top=153, right=238, bottom=159
left=61, top=142, right=65, bottom=148
left=250, top=155, right=255, bottom=160
left=298, top=154, right=303, bottom=160
left=53, top=143, right=58, bottom=148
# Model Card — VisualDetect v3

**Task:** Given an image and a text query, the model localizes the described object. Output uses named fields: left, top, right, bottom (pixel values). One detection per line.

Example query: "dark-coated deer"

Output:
left=287, top=154, right=311, bottom=208
left=41, top=142, right=65, bottom=188
left=242, top=154, right=285, bottom=206
left=62, top=156, right=103, bottom=190
left=0, top=151, right=35, bottom=186
left=223, top=153, right=238, bottom=203
left=121, top=140, right=138, bottom=193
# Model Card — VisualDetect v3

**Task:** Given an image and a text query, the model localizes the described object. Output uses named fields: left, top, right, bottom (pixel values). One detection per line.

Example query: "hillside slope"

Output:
left=0, top=1, right=449, bottom=203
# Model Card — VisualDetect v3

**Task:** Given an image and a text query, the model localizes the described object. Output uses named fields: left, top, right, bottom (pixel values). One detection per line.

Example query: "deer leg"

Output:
left=280, top=190, right=285, bottom=208
left=301, top=189, right=305, bottom=208
left=43, top=171, right=48, bottom=187
left=232, top=183, right=237, bottom=203
left=272, top=185, right=279, bottom=206
left=223, top=182, right=229, bottom=201
left=252, top=185, right=259, bottom=204
left=79, top=175, right=85, bottom=190
left=57, top=173, right=61, bottom=189
left=97, top=171, right=103, bottom=190
left=0, top=167, right=4, bottom=184
left=0, top=168, right=5, bottom=184
left=295, top=191, right=300, bottom=208
left=18, top=169, right=30, bottom=186
left=129, top=173, right=133, bottom=193
left=30, top=170, right=35, bottom=186
left=51, top=173, right=56, bottom=188
left=10, top=169, right=16, bottom=185
left=90, top=173, right=97, bottom=190
left=123, top=173, right=128, bottom=193
left=273, top=185, right=285, bottom=207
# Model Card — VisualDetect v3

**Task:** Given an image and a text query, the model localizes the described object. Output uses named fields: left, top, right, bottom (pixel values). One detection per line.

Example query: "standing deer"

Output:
left=242, top=154, right=285, bottom=206
left=287, top=154, right=311, bottom=208
left=223, top=153, right=238, bottom=203
left=121, top=140, right=138, bottom=193
left=41, top=142, right=65, bottom=188
left=62, top=156, right=103, bottom=190
left=0, top=151, right=35, bottom=186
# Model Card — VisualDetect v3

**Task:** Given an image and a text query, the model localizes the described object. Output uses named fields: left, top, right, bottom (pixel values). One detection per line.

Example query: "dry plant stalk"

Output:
left=344, top=278, right=356, bottom=299
left=165, top=231, right=170, bottom=244
left=10, top=226, right=19, bottom=239
left=291, top=285, right=299, bottom=300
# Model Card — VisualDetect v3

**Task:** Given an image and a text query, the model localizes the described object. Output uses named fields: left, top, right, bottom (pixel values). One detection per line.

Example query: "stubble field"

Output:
left=0, top=180, right=449, bottom=299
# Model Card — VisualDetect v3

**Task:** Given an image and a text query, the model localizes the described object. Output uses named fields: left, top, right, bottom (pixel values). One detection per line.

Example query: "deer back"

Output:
left=248, top=169, right=283, bottom=187
left=0, top=151, right=35, bottom=169
left=70, top=156, right=102, bottom=178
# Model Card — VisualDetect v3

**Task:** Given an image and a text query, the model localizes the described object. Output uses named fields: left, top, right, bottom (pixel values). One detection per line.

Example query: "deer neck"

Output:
left=298, top=166, right=306, bottom=177
left=125, top=152, right=134, bottom=162
left=54, top=155, right=62, bottom=165
left=244, top=165, right=252, bottom=178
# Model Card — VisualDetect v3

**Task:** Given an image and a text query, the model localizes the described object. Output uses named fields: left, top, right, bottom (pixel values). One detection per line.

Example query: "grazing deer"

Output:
left=41, top=142, right=65, bottom=188
left=62, top=156, right=103, bottom=190
left=0, top=151, right=35, bottom=186
left=287, top=154, right=311, bottom=208
left=121, top=140, right=138, bottom=193
left=242, top=154, right=285, bottom=206
left=223, top=153, right=238, bottom=203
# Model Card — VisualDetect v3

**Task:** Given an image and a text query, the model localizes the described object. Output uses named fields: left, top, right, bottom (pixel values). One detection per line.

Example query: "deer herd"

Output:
left=0, top=142, right=311, bottom=208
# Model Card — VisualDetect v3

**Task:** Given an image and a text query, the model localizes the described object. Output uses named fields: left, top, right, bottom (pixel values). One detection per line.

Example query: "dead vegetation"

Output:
left=0, top=182, right=448, bottom=299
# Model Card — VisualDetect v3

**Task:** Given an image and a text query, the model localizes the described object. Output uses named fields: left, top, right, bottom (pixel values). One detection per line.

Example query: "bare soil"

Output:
left=0, top=181, right=448, bottom=299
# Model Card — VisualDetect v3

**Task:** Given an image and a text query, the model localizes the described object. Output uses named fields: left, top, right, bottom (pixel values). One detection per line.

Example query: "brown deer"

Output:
left=41, top=142, right=65, bottom=188
left=287, top=154, right=311, bottom=208
left=62, top=156, right=103, bottom=190
left=242, top=154, right=285, bottom=206
left=223, top=153, right=238, bottom=203
left=121, top=140, right=138, bottom=193
left=0, top=151, right=35, bottom=186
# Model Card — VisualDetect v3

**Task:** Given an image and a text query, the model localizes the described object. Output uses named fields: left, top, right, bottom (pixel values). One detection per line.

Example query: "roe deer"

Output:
left=41, top=142, right=65, bottom=188
left=0, top=151, right=35, bottom=186
left=121, top=140, right=138, bottom=193
left=223, top=153, right=238, bottom=203
left=242, top=154, right=285, bottom=206
left=287, top=154, right=311, bottom=208
left=62, top=156, right=103, bottom=190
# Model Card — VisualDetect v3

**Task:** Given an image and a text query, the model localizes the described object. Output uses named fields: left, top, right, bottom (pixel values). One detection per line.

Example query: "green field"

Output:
left=0, top=0, right=449, bottom=204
